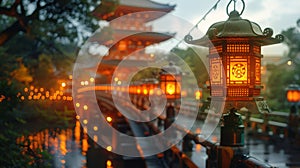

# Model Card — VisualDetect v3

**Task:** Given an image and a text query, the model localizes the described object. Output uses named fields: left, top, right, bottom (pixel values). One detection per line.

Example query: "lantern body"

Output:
left=160, top=74, right=181, bottom=100
left=286, top=84, right=300, bottom=103
left=209, top=39, right=262, bottom=100
left=160, top=63, right=182, bottom=100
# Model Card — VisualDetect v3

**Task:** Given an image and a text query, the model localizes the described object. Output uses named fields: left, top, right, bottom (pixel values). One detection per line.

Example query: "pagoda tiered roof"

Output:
left=91, top=0, right=176, bottom=83
left=93, top=0, right=175, bottom=21
left=89, top=29, right=175, bottom=45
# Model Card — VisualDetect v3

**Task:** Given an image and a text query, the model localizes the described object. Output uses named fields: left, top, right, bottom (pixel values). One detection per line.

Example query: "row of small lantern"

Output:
left=128, top=74, right=183, bottom=99
left=17, top=84, right=72, bottom=102
left=114, top=63, right=201, bottom=100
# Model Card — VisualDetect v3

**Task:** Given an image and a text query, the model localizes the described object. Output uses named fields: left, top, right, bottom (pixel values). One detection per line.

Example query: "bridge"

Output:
left=71, top=82, right=300, bottom=168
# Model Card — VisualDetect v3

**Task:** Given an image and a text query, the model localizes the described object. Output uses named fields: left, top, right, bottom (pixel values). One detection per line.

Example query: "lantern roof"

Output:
left=93, top=0, right=175, bottom=22
left=286, top=83, right=300, bottom=91
left=185, top=10, right=284, bottom=46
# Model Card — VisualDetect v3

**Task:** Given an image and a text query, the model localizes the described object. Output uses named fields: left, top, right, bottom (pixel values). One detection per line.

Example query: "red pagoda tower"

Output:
left=92, top=0, right=176, bottom=83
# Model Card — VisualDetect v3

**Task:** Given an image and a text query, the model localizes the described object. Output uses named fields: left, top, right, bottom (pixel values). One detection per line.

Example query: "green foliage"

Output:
left=1, top=33, right=76, bottom=87
left=131, top=67, right=160, bottom=81
left=130, top=47, right=209, bottom=93
left=10, top=61, right=33, bottom=84
left=0, top=0, right=100, bottom=46
left=0, top=79, right=75, bottom=167
left=31, top=54, right=57, bottom=88
left=282, top=27, right=300, bottom=59
left=171, top=47, right=209, bottom=88
left=266, top=66, right=294, bottom=110
left=0, top=80, right=50, bottom=167
left=0, top=41, right=75, bottom=167
left=0, top=0, right=92, bottom=166
left=0, top=47, right=18, bottom=81
left=93, top=0, right=119, bottom=18
left=266, top=19, right=300, bottom=111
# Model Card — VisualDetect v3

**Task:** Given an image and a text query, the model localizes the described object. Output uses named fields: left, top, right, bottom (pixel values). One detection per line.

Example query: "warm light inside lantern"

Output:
left=106, top=116, right=113, bottom=123
left=137, top=88, right=141, bottom=94
left=118, top=41, right=127, bottom=51
left=166, top=83, right=175, bottom=95
left=195, top=90, right=202, bottom=100
left=106, top=160, right=113, bottom=168
left=229, top=61, right=248, bottom=83
left=287, top=90, right=300, bottom=102
left=160, top=74, right=181, bottom=99
left=143, top=89, right=148, bottom=95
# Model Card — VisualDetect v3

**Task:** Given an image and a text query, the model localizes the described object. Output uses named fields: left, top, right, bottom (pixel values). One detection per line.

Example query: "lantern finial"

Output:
left=226, top=0, right=245, bottom=16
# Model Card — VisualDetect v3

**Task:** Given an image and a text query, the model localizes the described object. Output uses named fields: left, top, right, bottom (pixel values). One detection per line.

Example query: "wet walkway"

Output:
left=181, top=115, right=300, bottom=168
left=21, top=117, right=300, bottom=168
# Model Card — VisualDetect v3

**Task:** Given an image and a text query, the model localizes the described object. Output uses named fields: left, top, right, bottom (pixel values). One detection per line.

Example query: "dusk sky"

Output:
left=150, top=0, right=300, bottom=56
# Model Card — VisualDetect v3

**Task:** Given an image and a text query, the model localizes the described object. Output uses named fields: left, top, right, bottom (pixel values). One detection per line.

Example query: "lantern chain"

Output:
left=170, top=0, right=221, bottom=51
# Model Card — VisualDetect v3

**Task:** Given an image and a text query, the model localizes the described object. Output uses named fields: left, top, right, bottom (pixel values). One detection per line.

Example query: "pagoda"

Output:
left=92, top=0, right=176, bottom=83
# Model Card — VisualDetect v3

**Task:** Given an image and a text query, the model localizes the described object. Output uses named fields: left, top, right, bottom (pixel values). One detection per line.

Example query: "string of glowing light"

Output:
left=171, top=0, right=221, bottom=50
left=17, top=84, right=73, bottom=102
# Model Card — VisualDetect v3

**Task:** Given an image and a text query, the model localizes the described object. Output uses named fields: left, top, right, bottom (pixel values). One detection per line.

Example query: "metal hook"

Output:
left=233, top=0, right=237, bottom=10
left=226, top=0, right=245, bottom=16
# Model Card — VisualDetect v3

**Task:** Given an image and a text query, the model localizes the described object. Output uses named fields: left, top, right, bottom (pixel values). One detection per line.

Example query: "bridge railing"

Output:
left=77, top=84, right=298, bottom=139
left=244, top=111, right=288, bottom=138
left=84, top=87, right=299, bottom=167
left=189, top=101, right=299, bottom=140
left=149, top=103, right=273, bottom=168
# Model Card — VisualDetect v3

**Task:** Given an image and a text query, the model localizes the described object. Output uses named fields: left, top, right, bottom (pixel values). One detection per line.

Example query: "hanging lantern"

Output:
left=286, top=84, right=300, bottom=103
left=185, top=0, right=284, bottom=113
left=160, top=62, right=182, bottom=100
left=195, top=89, right=203, bottom=100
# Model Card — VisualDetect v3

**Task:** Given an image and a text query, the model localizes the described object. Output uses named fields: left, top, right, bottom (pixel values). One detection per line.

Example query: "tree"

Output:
left=266, top=65, right=294, bottom=110
left=266, top=19, right=300, bottom=111
left=0, top=0, right=105, bottom=87
left=10, top=60, right=33, bottom=84
left=0, top=0, right=100, bottom=47
left=0, top=1, right=102, bottom=166
left=171, top=47, right=209, bottom=88
left=281, top=20, right=300, bottom=61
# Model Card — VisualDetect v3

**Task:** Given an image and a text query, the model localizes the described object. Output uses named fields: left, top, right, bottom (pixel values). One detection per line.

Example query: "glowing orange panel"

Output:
left=118, top=41, right=127, bottom=51
left=287, top=90, right=300, bottom=102
left=195, top=90, right=202, bottom=100
left=176, top=83, right=181, bottom=94
left=230, top=62, right=247, bottom=82
left=143, top=89, right=148, bottom=95
left=166, top=83, right=175, bottom=95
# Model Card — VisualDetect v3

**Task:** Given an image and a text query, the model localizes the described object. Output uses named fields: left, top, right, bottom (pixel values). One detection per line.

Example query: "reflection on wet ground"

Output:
left=246, top=136, right=300, bottom=168
left=17, top=120, right=86, bottom=168
left=188, top=119, right=300, bottom=168
left=18, top=119, right=300, bottom=168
